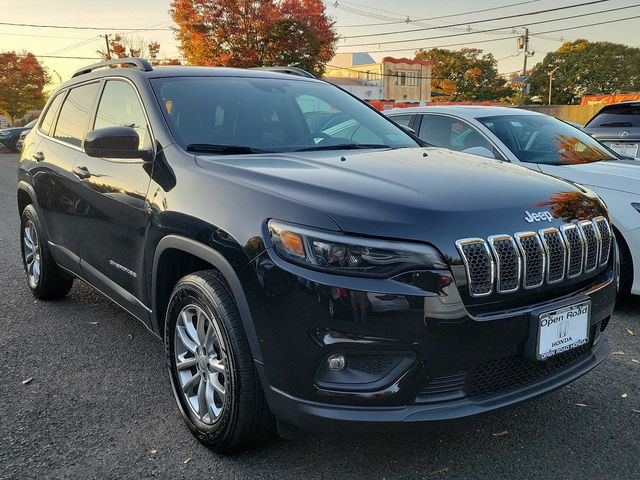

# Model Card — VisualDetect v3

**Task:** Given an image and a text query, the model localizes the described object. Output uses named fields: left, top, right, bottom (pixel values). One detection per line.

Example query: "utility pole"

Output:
left=548, top=66, right=560, bottom=106
left=519, top=28, right=529, bottom=106
left=103, top=34, right=111, bottom=60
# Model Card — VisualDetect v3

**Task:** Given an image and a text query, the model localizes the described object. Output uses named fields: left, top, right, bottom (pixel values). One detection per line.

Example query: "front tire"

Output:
left=20, top=205, right=73, bottom=299
left=165, top=270, right=274, bottom=453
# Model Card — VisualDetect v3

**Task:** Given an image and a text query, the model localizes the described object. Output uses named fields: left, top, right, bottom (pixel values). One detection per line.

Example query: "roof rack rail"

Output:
left=72, top=57, right=153, bottom=78
left=251, top=66, right=315, bottom=79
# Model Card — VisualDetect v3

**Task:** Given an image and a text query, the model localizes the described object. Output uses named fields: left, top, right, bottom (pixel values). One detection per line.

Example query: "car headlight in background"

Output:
left=267, top=220, right=447, bottom=278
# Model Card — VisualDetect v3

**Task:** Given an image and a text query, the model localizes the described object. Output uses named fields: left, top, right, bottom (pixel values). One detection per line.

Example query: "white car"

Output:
left=386, top=106, right=640, bottom=296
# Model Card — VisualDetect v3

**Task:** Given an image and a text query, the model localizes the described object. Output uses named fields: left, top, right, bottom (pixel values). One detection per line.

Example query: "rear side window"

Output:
left=390, top=115, right=412, bottom=127
left=53, top=82, right=100, bottom=147
left=418, top=115, right=493, bottom=152
left=94, top=80, right=151, bottom=150
left=39, top=93, right=64, bottom=136
left=586, top=104, right=640, bottom=128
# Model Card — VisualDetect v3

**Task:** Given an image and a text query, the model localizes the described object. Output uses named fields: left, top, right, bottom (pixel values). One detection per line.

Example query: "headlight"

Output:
left=267, top=220, right=447, bottom=278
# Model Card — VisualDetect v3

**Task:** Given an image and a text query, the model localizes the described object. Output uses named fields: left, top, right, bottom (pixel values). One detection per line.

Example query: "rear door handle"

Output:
left=33, top=151, right=45, bottom=162
left=72, top=165, right=92, bottom=179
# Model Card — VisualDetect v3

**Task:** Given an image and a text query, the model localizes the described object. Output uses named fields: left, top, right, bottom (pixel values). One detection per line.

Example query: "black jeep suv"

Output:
left=17, top=58, right=617, bottom=453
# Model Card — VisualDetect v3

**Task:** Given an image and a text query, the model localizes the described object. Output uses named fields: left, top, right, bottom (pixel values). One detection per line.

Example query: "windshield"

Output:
left=150, top=76, right=419, bottom=153
left=478, top=114, right=618, bottom=165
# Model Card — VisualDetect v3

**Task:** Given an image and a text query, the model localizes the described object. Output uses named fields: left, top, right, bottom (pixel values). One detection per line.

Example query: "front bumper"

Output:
left=245, top=247, right=616, bottom=432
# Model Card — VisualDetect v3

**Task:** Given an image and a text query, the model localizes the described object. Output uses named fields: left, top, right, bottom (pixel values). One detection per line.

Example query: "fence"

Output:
left=515, top=104, right=604, bottom=125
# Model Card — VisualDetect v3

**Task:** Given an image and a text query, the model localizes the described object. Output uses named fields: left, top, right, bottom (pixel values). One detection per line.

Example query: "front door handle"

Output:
left=72, top=165, right=92, bottom=179
left=33, top=151, right=45, bottom=162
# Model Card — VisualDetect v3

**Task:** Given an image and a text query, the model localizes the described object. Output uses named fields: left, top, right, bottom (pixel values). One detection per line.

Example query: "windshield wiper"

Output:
left=186, top=143, right=274, bottom=154
left=294, top=143, right=392, bottom=152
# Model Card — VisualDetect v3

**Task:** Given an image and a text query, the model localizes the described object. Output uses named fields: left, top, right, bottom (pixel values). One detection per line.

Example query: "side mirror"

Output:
left=84, top=126, right=151, bottom=160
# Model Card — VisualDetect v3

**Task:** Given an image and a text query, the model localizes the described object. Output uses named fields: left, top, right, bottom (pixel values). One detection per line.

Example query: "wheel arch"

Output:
left=152, top=235, right=264, bottom=363
left=17, top=181, right=36, bottom=215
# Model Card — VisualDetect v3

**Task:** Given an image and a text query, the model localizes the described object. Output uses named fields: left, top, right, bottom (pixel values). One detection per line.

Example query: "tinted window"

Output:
left=418, top=115, right=493, bottom=152
left=39, top=93, right=64, bottom=136
left=54, top=82, right=100, bottom=147
left=390, top=115, right=412, bottom=127
left=94, top=81, right=150, bottom=150
left=586, top=104, right=640, bottom=128
left=478, top=114, right=617, bottom=165
left=151, top=77, right=418, bottom=153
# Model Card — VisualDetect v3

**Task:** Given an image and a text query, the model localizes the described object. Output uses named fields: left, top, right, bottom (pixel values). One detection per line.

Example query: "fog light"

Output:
left=327, top=353, right=346, bottom=371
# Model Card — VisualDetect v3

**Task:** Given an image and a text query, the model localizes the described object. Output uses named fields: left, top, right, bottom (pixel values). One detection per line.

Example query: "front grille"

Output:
left=346, top=355, right=397, bottom=376
left=416, top=372, right=467, bottom=403
left=579, top=220, right=600, bottom=273
left=455, top=239, right=494, bottom=296
left=488, top=235, right=520, bottom=293
left=515, top=232, right=545, bottom=289
left=594, top=217, right=612, bottom=266
left=456, top=217, right=611, bottom=297
left=468, top=321, right=601, bottom=398
left=539, top=228, right=566, bottom=283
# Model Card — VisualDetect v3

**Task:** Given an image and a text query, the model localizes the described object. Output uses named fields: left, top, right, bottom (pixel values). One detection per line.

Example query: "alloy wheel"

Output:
left=23, top=220, right=41, bottom=288
left=174, top=304, right=228, bottom=425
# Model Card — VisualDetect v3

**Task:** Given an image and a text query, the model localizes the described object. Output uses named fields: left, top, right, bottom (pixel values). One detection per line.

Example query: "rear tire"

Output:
left=20, top=205, right=73, bottom=300
left=165, top=270, right=275, bottom=453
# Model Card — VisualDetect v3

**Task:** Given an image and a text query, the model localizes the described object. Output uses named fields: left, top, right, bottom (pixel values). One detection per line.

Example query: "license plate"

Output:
left=607, top=142, right=639, bottom=157
left=537, top=302, right=590, bottom=360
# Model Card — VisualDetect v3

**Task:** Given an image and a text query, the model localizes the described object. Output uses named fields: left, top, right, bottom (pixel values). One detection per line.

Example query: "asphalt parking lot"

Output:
left=0, top=149, right=638, bottom=480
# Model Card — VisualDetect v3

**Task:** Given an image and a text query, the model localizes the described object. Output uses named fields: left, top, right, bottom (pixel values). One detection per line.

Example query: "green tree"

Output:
left=415, top=48, right=515, bottom=102
left=0, top=51, right=49, bottom=125
left=528, top=40, right=640, bottom=105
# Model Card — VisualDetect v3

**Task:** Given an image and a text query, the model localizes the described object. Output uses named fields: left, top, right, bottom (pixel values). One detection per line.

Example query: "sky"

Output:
left=1, top=0, right=639, bottom=89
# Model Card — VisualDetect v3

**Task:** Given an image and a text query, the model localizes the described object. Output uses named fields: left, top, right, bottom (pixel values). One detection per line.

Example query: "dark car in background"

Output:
left=17, top=58, right=617, bottom=453
left=583, top=101, right=640, bottom=158
left=0, top=119, right=37, bottom=152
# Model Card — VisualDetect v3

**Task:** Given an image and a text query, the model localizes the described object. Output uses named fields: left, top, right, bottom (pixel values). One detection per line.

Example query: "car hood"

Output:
left=0, top=126, right=25, bottom=134
left=196, top=147, right=605, bottom=245
left=539, top=159, right=640, bottom=195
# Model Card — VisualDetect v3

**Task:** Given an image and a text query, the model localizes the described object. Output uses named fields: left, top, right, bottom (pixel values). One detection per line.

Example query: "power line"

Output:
left=338, top=12, right=640, bottom=54
left=0, top=21, right=171, bottom=31
left=340, top=0, right=608, bottom=40
left=333, top=0, right=546, bottom=28
left=0, top=31, right=89, bottom=39
left=339, top=3, right=639, bottom=48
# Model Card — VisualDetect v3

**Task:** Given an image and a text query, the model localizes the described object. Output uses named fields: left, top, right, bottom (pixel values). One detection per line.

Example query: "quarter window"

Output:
left=94, top=81, right=151, bottom=150
left=39, top=93, right=64, bottom=136
left=53, top=82, right=100, bottom=147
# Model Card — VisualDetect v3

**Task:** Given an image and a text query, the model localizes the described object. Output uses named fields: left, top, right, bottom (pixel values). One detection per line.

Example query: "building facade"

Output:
left=324, top=53, right=432, bottom=103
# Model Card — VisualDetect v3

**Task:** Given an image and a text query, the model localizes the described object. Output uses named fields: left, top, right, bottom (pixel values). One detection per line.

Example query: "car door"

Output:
left=71, top=78, right=155, bottom=314
left=30, top=82, right=101, bottom=272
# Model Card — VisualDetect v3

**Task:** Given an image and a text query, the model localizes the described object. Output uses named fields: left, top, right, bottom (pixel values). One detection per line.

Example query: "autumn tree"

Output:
left=170, top=0, right=337, bottom=76
left=415, top=48, right=515, bottom=102
left=98, top=36, right=181, bottom=66
left=0, top=52, right=49, bottom=125
left=527, top=40, right=640, bottom=105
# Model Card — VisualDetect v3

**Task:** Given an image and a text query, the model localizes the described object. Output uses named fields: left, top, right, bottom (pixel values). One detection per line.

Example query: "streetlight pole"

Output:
left=519, top=28, right=529, bottom=106
left=548, top=66, right=560, bottom=106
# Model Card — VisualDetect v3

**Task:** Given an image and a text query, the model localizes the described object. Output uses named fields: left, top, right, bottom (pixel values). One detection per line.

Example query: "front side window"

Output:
left=94, top=80, right=151, bottom=150
left=418, top=115, right=494, bottom=153
left=53, top=82, right=100, bottom=147
left=479, top=114, right=618, bottom=165
left=39, top=93, right=64, bottom=135
left=390, top=115, right=412, bottom=127
left=151, top=76, right=419, bottom=153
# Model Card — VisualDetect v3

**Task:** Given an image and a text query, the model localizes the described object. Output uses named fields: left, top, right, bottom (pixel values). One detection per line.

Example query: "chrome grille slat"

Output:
left=488, top=235, right=521, bottom=294
left=539, top=228, right=567, bottom=284
left=456, top=218, right=612, bottom=296
left=455, top=238, right=494, bottom=297
left=514, top=232, right=545, bottom=289
left=593, top=216, right=612, bottom=266
left=560, top=224, right=584, bottom=278
left=578, top=220, right=600, bottom=273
